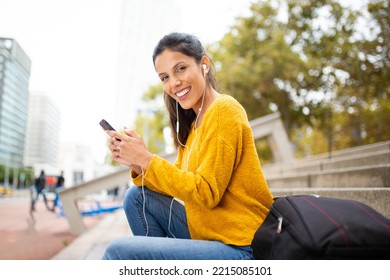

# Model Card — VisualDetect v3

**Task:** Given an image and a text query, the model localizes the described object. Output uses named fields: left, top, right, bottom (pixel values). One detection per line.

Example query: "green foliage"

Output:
left=135, top=84, right=169, bottom=154
left=255, top=138, right=274, bottom=165
left=0, top=164, right=34, bottom=188
left=291, top=125, right=329, bottom=157
left=208, top=0, right=390, bottom=157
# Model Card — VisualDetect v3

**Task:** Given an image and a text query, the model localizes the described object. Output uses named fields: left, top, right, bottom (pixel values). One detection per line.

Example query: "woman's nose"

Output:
left=170, top=75, right=181, bottom=90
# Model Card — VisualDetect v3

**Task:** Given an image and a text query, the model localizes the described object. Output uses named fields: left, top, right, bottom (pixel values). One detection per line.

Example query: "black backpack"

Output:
left=251, top=195, right=390, bottom=259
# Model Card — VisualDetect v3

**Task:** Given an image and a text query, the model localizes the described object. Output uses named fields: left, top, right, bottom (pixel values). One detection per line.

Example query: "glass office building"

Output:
left=0, top=38, right=31, bottom=168
left=24, top=93, right=61, bottom=167
left=115, top=0, right=181, bottom=127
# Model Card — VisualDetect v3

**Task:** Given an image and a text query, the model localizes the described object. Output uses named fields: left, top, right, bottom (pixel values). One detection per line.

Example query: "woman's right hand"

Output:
left=106, top=129, right=153, bottom=171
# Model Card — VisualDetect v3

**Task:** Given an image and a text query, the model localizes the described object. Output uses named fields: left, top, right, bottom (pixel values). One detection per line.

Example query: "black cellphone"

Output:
left=99, top=119, right=116, bottom=131
left=99, top=119, right=121, bottom=141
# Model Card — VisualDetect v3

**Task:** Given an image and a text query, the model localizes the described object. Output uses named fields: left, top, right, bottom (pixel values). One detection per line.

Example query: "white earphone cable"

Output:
left=168, top=65, right=208, bottom=234
left=168, top=197, right=177, bottom=238
left=140, top=167, right=149, bottom=236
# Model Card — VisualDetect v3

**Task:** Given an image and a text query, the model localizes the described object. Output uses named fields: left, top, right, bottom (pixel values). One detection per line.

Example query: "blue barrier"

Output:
left=56, top=201, right=123, bottom=217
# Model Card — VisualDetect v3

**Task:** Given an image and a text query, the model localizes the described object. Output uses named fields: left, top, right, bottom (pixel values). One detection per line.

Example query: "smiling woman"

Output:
left=101, top=32, right=274, bottom=260
left=153, top=34, right=220, bottom=147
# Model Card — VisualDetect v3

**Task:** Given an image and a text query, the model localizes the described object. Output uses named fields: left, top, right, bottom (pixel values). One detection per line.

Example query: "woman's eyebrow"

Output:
left=158, top=61, right=187, bottom=76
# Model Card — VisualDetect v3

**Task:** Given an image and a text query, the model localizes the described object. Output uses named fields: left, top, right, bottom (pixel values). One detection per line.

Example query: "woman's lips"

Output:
left=175, top=87, right=191, bottom=99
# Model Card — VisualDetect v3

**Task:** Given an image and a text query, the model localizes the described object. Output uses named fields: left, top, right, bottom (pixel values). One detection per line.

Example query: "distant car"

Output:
left=0, top=186, right=13, bottom=196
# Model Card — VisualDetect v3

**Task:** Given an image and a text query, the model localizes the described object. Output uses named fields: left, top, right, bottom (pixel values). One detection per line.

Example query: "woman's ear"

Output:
left=201, top=55, right=210, bottom=70
left=200, top=56, right=211, bottom=76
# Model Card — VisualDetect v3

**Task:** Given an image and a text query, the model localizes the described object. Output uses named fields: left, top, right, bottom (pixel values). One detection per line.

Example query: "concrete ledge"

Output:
left=293, top=151, right=390, bottom=173
left=287, top=141, right=390, bottom=164
left=270, top=187, right=390, bottom=218
left=266, top=164, right=390, bottom=188
left=58, top=166, right=130, bottom=235
left=263, top=141, right=390, bottom=175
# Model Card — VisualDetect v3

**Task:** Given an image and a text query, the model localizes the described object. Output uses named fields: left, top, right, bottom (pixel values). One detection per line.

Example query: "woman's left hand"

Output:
left=107, top=129, right=153, bottom=170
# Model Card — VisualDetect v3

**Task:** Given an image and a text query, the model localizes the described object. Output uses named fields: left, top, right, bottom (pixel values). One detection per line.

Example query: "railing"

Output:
left=58, top=167, right=130, bottom=235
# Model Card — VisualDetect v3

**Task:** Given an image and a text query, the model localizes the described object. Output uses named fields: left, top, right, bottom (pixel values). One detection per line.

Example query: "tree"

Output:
left=134, top=84, right=169, bottom=154
left=0, top=164, right=34, bottom=189
left=286, top=0, right=390, bottom=149
left=208, top=0, right=389, bottom=157
left=209, top=1, right=311, bottom=134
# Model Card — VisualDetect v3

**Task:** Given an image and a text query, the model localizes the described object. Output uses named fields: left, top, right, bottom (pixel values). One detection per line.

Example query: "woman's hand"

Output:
left=106, top=129, right=153, bottom=171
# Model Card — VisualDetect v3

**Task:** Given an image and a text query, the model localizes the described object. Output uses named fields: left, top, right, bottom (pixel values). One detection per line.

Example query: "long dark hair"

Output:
left=153, top=32, right=219, bottom=148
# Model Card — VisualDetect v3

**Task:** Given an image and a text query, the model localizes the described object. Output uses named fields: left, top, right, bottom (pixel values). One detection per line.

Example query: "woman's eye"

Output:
left=161, top=75, right=168, bottom=82
left=176, top=66, right=186, bottom=73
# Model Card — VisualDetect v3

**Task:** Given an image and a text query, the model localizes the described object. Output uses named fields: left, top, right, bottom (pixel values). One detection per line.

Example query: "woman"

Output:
left=102, top=32, right=273, bottom=260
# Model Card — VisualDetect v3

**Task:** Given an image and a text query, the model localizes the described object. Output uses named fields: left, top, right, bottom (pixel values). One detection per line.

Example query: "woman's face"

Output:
left=154, top=49, right=205, bottom=111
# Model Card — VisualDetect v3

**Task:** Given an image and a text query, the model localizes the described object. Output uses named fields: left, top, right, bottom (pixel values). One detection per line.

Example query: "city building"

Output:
left=0, top=37, right=31, bottom=168
left=24, top=92, right=61, bottom=168
left=58, top=142, right=117, bottom=188
left=114, top=0, right=181, bottom=128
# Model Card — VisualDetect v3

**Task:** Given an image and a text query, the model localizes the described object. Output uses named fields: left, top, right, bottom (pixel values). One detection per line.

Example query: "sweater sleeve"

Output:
left=131, top=147, right=185, bottom=197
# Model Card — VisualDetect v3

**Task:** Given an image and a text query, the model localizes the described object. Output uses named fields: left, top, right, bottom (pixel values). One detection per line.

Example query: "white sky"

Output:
left=0, top=0, right=253, bottom=163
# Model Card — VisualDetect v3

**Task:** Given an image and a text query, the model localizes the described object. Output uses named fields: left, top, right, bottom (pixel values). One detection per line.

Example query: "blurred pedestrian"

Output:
left=30, top=170, right=52, bottom=212
left=52, top=170, right=65, bottom=209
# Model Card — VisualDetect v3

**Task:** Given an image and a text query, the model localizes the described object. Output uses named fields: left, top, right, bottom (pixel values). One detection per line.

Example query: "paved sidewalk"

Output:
left=0, top=191, right=120, bottom=260
left=52, top=208, right=131, bottom=259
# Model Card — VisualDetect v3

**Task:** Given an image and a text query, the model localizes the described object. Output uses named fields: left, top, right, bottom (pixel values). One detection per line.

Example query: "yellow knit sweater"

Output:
left=132, top=94, right=273, bottom=246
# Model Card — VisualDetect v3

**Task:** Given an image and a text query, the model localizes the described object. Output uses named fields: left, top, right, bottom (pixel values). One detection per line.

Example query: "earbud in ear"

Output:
left=202, top=64, right=208, bottom=76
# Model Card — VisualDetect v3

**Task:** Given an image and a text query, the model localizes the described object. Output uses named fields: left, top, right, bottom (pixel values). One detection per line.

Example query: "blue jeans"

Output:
left=31, top=186, right=50, bottom=211
left=53, top=186, right=64, bottom=208
left=102, top=186, right=254, bottom=260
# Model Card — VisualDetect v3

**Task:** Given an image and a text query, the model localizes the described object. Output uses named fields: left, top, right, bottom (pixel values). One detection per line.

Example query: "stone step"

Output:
left=291, top=140, right=390, bottom=163
left=270, top=187, right=390, bottom=218
left=263, top=150, right=390, bottom=175
left=266, top=164, right=390, bottom=188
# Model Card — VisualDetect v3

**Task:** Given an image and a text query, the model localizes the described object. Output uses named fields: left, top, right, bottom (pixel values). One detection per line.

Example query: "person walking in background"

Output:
left=30, top=170, right=52, bottom=212
left=52, top=170, right=65, bottom=209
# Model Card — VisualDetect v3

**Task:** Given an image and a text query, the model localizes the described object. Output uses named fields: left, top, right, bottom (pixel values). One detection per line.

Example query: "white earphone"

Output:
left=202, top=64, right=208, bottom=76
